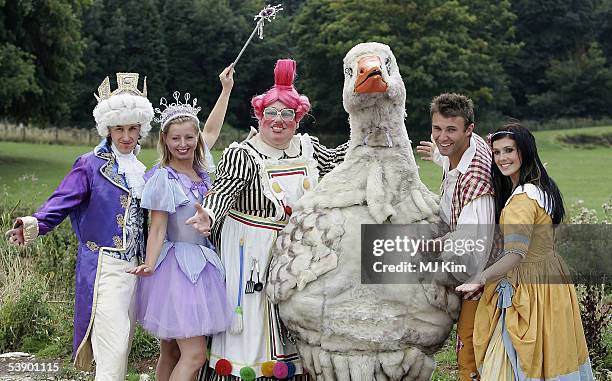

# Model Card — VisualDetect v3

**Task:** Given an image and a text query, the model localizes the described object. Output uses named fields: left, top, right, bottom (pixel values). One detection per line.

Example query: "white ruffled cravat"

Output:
left=111, top=143, right=146, bottom=199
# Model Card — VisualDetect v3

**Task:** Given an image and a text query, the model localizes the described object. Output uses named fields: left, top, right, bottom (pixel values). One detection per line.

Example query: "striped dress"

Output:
left=200, top=133, right=347, bottom=381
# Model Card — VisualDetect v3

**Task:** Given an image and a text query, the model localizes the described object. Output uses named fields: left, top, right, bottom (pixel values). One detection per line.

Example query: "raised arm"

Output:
left=202, top=66, right=234, bottom=149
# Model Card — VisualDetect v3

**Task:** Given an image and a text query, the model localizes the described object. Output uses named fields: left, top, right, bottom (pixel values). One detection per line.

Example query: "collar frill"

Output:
left=164, top=165, right=211, bottom=198
left=248, top=133, right=302, bottom=159
left=110, top=143, right=146, bottom=198
left=506, top=183, right=553, bottom=216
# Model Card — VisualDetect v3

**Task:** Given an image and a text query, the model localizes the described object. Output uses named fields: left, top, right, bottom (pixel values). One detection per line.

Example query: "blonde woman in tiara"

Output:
left=128, top=66, right=234, bottom=381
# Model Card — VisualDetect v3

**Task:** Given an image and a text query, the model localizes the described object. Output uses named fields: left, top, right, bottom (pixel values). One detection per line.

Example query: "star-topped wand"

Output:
left=231, top=4, right=283, bottom=67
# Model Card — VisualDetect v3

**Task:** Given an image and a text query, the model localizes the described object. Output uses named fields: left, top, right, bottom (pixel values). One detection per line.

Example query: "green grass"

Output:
left=2, top=126, right=611, bottom=211
left=1, top=130, right=610, bottom=380
left=525, top=126, right=612, bottom=212
left=432, top=330, right=459, bottom=381
left=0, top=142, right=223, bottom=210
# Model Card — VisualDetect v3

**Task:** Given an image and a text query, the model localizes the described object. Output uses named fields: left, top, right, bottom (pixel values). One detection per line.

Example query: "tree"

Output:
left=70, top=0, right=125, bottom=126
left=70, top=0, right=167, bottom=127
left=0, top=0, right=86, bottom=125
left=292, top=0, right=518, bottom=138
left=119, top=0, right=168, bottom=105
left=595, top=0, right=612, bottom=63
left=162, top=0, right=300, bottom=130
left=0, top=43, right=40, bottom=112
left=458, top=0, right=519, bottom=117
left=162, top=0, right=243, bottom=126
left=527, top=43, right=612, bottom=118
left=506, top=0, right=604, bottom=117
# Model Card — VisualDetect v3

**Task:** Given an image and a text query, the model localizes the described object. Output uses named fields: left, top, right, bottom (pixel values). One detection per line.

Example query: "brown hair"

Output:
left=430, top=93, right=475, bottom=129
left=158, top=116, right=208, bottom=171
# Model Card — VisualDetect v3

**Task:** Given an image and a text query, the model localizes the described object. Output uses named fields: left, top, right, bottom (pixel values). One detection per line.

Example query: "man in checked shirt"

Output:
left=417, top=93, right=496, bottom=381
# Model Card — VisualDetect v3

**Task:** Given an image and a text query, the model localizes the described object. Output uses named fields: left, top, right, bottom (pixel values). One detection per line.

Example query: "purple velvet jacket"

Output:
left=32, top=140, right=145, bottom=364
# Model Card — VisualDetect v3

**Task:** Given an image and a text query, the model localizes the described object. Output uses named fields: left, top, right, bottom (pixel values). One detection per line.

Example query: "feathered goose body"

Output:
left=266, top=42, right=460, bottom=381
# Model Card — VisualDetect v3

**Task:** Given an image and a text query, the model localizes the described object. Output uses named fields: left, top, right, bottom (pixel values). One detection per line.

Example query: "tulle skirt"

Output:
left=137, top=248, right=232, bottom=339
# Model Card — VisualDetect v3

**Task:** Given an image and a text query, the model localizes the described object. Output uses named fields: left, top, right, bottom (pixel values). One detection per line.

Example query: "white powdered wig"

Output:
left=92, top=93, right=154, bottom=138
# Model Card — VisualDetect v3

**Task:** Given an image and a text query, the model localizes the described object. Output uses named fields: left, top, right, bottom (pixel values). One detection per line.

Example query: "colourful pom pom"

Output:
left=286, top=362, right=296, bottom=378
left=239, top=366, right=256, bottom=381
left=261, top=361, right=276, bottom=377
left=273, top=361, right=289, bottom=379
left=215, top=359, right=232, bottom=376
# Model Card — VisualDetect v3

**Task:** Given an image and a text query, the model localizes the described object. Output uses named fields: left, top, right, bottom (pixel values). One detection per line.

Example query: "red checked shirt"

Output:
left=433, top=134, right=495, bottom=300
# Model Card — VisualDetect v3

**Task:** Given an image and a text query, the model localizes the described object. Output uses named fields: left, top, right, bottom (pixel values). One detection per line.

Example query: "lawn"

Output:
left=0, top=127, right=610, bottom=380
left=1, top=126, right=611, bottom=212
left=0, top=143, right=222, bottom=210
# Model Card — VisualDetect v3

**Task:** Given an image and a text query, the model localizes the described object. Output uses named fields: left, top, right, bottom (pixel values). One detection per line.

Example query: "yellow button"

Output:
left=272, top=182, right=282, bottom=193
left=303, top=178, right=310, bottom=190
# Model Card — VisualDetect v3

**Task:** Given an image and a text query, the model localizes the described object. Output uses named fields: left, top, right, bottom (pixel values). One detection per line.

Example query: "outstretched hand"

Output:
left=186, top=203, right=211, bottom=237
left=455, top=273, right=486, bottom=293
left=5, top=220, right=25, bottom=246
left=126, top=264, right=154, bottom=277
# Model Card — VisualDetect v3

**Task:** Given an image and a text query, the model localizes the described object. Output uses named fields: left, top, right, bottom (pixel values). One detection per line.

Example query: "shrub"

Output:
left=570, top=197, right=612, bottom=375
left=1, top=207, right=74, bottom=357
left=0, top=276, right=56, bottom=352
left=128, top=325, right=159, bottom=365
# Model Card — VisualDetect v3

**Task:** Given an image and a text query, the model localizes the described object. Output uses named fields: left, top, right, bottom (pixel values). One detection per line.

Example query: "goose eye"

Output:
left=384, top=57, right=392, bottom=74
left=344, top=67, right=353, bottom=77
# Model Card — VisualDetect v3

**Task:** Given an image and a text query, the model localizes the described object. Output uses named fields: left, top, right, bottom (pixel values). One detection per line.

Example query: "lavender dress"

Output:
left=137, top=166, right=231, bottom=339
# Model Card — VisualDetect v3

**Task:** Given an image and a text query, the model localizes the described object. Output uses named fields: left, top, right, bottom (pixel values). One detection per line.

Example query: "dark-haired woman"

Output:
left=456, top=123, right=593, bottom=380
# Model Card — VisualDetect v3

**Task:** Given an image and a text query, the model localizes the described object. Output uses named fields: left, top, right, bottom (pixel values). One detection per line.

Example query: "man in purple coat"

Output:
left=5, top=73, right=154, bottom=380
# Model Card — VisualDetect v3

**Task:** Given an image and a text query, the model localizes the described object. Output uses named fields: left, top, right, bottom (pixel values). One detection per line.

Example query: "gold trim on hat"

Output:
left=94, top=73, right=147, bottom=103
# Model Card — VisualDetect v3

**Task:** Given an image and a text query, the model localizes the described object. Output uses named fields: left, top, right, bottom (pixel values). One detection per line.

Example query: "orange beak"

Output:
left=355, top=56, right=388, bottom=94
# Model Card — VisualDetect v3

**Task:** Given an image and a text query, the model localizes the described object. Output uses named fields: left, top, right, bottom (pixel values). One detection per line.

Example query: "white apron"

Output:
left=209, top=134, right=319, bottom=379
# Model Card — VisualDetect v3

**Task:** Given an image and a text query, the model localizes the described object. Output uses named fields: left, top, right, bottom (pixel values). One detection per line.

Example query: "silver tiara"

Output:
left=486, top=130, right=515, bottom=145
left=154, top=91, right=201, bottom=130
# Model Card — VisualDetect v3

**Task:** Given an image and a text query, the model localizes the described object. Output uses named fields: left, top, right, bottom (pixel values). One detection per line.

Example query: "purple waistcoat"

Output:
left=32, top=140, right=145, bottom=364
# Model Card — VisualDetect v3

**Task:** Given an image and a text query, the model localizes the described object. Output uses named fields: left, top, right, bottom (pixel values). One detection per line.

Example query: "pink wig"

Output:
left=251, top=59, right=311, bottom=123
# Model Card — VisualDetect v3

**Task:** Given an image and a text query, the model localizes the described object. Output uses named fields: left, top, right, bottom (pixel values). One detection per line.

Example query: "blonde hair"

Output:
left=158, top=116, right=208, bottom=171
